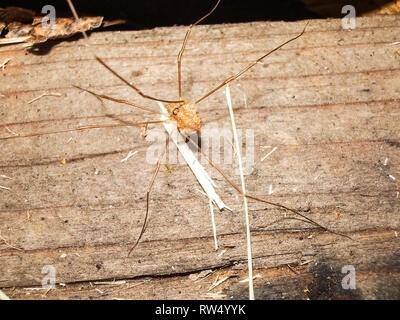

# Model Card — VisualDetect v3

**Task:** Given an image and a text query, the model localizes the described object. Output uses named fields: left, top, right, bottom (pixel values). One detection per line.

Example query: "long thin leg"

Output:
left=75, top=86, right=166, bottom=115
left=165, top=130, right=170, bottom=165
left=0, top=120, right=166, bottom=140
left=182, top=133, right=351, bottom=239
left=195, top=22, right=309, bottom=105
left=128, top=138, right=168, bottom=256
left=76, top=85, right=165, bottom=133
left=66, top=0, right=183, bottom=104
left=94, top=57, right=183, bottom=104
left=66, top=0, right=89, bottom=40
left=76, top=120, right=166, bottom=131
left=177, top=0, right=221, bottom=98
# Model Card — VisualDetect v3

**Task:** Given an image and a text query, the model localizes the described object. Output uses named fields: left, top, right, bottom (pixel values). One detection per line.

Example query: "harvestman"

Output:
left=3, top=1, right=349, bottom=256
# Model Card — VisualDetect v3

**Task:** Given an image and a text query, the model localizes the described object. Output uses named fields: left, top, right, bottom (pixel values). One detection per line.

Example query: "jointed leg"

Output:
left=0, top=120, right=167, bottom=141
left=76, top=120, right=166, bottom=131
left=177, top=0, right=221, bottom=98
left=75, top=86, right=165, bottom=115
left=94, top=57, right=184, bottom=104
left=66, top=0, right=182, bottom=104
left=128, top=135, right=169, bottom=256
left=195, top=22, right=309, bottom=105
left=181, top=133, right=351, bottom=239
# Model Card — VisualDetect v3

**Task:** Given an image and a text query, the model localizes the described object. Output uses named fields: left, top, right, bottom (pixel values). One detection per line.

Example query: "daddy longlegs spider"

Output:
left=2, top=0, right=350, bottom=258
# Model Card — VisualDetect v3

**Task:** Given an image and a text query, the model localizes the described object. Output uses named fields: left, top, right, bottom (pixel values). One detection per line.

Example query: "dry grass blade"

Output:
left=225, top=85, right=254, bottom=300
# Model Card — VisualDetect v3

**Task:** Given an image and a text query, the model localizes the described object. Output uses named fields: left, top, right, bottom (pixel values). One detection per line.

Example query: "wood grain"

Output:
left=0, top=15, right=399, bottom=299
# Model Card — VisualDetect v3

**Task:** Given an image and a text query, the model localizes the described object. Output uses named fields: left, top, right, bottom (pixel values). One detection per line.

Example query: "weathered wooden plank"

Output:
left=0, top=15, right=399, bottom=299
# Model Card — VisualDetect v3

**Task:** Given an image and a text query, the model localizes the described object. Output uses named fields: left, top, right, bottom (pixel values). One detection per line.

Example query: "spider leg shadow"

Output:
left=183, top=130, right=202, bottom=153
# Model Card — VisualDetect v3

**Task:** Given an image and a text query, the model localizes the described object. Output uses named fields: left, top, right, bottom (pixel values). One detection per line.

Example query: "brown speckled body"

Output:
left=165, top=101, right=202, bottom=133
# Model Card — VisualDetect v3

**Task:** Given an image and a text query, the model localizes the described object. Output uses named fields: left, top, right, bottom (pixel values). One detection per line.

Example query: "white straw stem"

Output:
left=225, top=85, right=254, bottom=300
left=157, top=102, right=228, bottom=211
left=209, top=198, right=218, bottom=250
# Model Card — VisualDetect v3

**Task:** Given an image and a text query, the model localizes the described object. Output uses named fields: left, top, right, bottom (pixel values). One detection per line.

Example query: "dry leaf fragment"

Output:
left=28, top=16, right=104, bottom=44
left=5, top=21, right=33, bottom=38
left=0, top=7, right=124, bottom=46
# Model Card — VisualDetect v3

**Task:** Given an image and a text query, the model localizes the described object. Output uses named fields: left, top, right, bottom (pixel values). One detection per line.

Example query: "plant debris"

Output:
left=0, top=6, right=124, bottom=46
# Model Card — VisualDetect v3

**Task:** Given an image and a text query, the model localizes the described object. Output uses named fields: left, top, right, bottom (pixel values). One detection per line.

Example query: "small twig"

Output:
left=300, top=259, right=314, bottom=266
left=95, top=279, right=151, bottom=298
left=0, top=58, right=11, bottom=71
left=261, top=146, right=278, bottom=162
left=269, top=184, right=274, bottom=195
left=287, top=264, right=299, bottom=275
left=0, top=185, right=11, bottom=191
left=0, top=233, right=23, bottom=251
left=93, top=280, right=127, bottom=285
left=26, top=210, right=31, bottom=222
left=41, top=287, right=52, bottom=297
left=0, top=37, right=30, bottom=46
left=28, top=93, right=62, bottom=104
left=217, top=247, right=229, bottom=257
left=94, top=288, right=105, bottom=295
left=4, top=126, right=19, bottom=136
left=239, top=274, right=262, bottom=283
left=208, top=275, right=231, bottom=291
left=202, top=292, right=227, bottom=299
left=120, top=150, right=138, bottom=163
left=192, top=270, right=214, bottom=283
left=209, top=198, right=218, bottom=250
